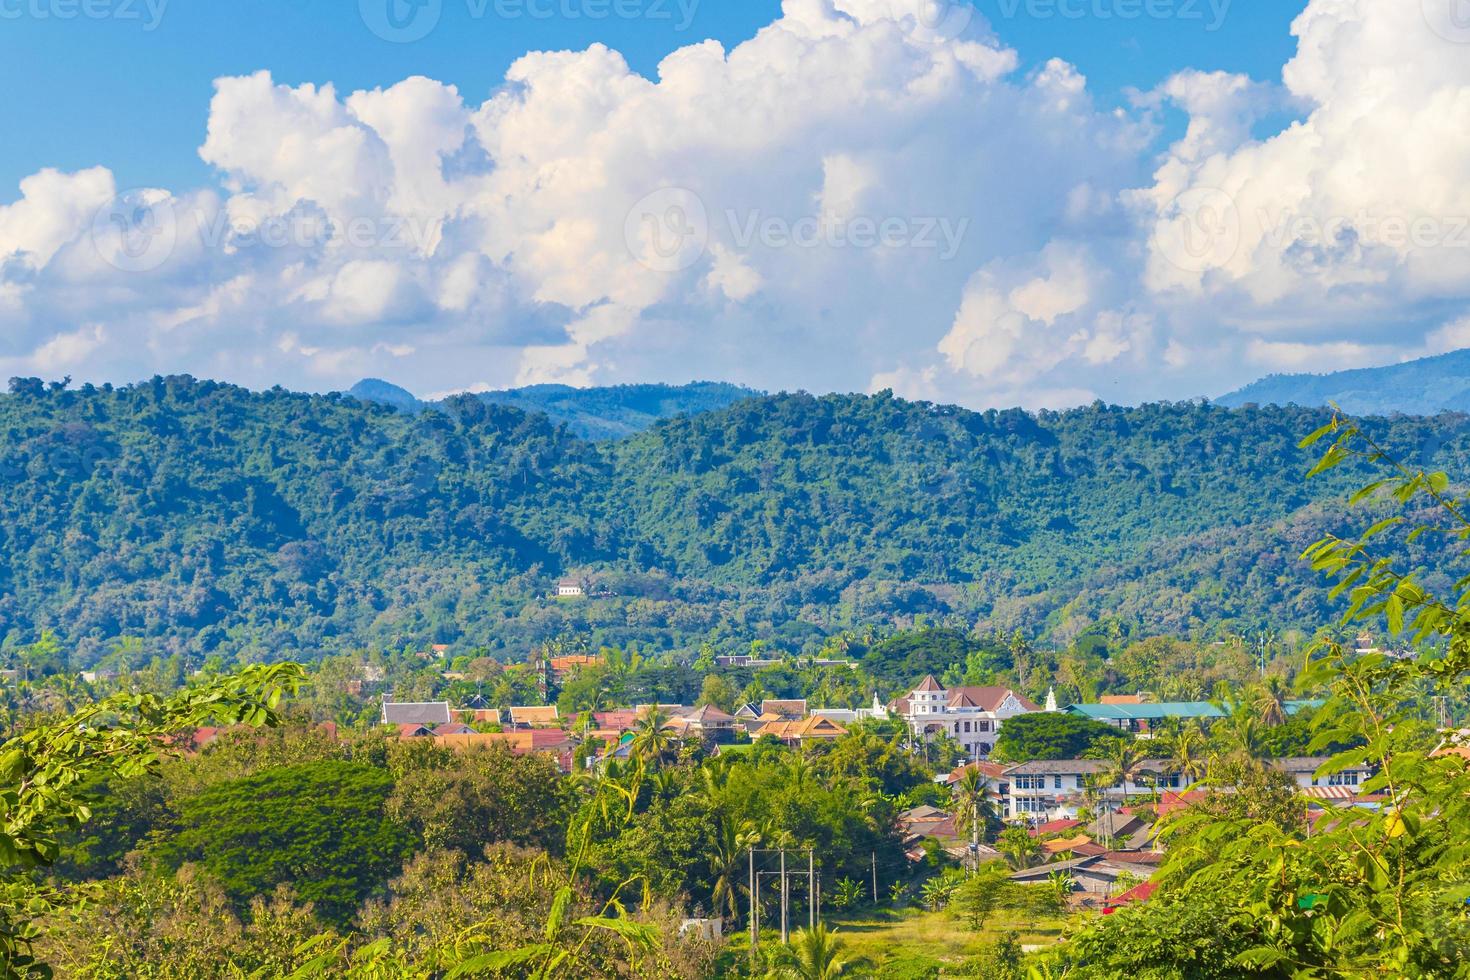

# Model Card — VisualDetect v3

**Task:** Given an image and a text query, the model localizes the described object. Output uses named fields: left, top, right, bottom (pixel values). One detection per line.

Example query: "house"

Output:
left=382, top=700, right=453, bottom=726
left=545, top=654, right=602, bottom=680
left=556, top=579, right=586, bottom=598
left=759, top=715, right=848, bottom=745
left=810, top=694, right=890, bottom=725
left=434, top=730, right=576, bottom=772
left=435, top=723, right=477, bottom=736
left=1008, top=856, right=1143, bottom=897
left=942, top=760, right=1010, bottom=788
left=677, top=704, right=737, bottom=736
left=509, top=705, right=561, bottom=728
left=760, top=699, right=808, bottom=720
left=1002, top=759, right=1177, bottom=822
left=1102, top=880, right=1160, bottom=914
left=466, top=708, right=503, bottom=726
left=397, top=723, right=434, bottom=739
left=1028, top=817, right=1084, bottom=838
left=1271, top=756, right=1375, bottom=790
left=891, top=677, right=1039, bottom=760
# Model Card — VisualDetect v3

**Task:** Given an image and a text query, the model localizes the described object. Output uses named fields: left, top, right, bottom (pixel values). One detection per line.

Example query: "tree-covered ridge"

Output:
left=347, top=378, right=762, bottom=441
left=4, top=376, right=1469, bottom=662
left=1217, top=346, right=1470, bottom=416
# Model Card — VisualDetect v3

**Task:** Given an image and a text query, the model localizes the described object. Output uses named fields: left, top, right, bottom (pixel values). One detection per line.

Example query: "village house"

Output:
left=508, top=705, right=561, bottom=729
left=758, top=715, right=849, bottom=746
left=1001, top=758, right=1177, bottom=822
left=810, top=694, right=890, bottom=726
left=892, top=677, right=1039, bottom=760
left=381, top=700, right=453, bottom=727
left=1272, top=756, right=1376, bottom=793
left=556, top=579, right=586, bottom=598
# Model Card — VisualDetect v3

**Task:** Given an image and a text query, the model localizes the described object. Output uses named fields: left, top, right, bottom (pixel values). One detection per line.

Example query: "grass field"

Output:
left=822, top=906, right=1070, bottom=973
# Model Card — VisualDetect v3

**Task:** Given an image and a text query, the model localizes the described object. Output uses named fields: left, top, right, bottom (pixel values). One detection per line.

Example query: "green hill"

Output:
left=1218, top=348, right=1470, bottom=416
left=3, top=377, right=1466, bottom=663
left=346, top=379, right=761, bottom=440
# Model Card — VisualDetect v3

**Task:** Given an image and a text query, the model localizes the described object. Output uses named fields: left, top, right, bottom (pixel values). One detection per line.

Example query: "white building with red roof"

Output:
left=890, top=676, right=1039, bottom=760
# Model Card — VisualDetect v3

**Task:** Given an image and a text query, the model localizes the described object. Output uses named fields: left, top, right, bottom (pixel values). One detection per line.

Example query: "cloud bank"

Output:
left=2, top=0, right=1469, bottom=408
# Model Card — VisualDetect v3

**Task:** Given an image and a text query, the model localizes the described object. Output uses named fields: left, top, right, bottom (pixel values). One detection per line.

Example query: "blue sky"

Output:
left=1, top=0, right=1465, bottom=407
left=1, top=1, right=1300, bottom=191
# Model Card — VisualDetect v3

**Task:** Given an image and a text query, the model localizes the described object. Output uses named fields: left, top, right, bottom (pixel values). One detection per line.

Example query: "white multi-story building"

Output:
left=891, top=676, right=1039, bottom=760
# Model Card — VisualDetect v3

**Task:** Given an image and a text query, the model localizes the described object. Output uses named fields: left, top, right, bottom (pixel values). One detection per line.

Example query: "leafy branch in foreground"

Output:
left=0, top=663, right=304, bottom=978
left=1043, top=415, right=1470, bottom=978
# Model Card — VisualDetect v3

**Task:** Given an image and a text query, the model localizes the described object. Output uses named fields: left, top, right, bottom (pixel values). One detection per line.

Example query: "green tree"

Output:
left=159, top=760, right=411, bottom=924
left=990, top=713, right=1124, bottom=763
left=995, top=828, right=1039, bottom=871
left=0, top=663, right=303, bottom=976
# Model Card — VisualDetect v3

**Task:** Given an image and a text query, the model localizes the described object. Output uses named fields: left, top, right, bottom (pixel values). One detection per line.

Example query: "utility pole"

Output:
left=871, top=852, right=878, bottom=903
left=808, top=851, right=815, bottom=930
left=748, top=847, right=757, bottom=958
left=780, top=849, right=788, bottom=944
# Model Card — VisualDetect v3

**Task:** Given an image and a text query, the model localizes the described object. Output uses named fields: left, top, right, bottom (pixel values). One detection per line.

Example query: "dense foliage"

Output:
left=7, top=377, right=1470, bottom=665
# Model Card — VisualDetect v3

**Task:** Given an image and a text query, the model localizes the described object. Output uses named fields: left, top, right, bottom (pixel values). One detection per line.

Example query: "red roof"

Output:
left=1125, top=790, right=1208, bottom=817
left=946, top=760, right=1009, bottom=784
left=1103, top=880, right=1159, bottom=913
left=1029, top=818, right=1084, bottom=838
left=914, top=675, right=944, bottom=693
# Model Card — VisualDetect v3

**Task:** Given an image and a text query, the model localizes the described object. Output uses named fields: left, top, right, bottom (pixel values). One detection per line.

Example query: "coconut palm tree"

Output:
left=770, top=925, right=846, bottom=980
left=1252, top=674, right=1292, bottom=728
left=1166, top=720, right=1210, bottom=788
left=708, top=813, right=758, bottom=924
left=630, top=706, right=675, bottom=766
left=996, top=826, right=1040, bottom=871
left=951, top=767, right=995, bottom=860
left=1094, top=739, right=1147, bottom=843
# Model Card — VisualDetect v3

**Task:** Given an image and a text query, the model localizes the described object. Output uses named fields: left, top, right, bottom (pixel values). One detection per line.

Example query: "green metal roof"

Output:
left=1067, top=700, right=1320, bottom=721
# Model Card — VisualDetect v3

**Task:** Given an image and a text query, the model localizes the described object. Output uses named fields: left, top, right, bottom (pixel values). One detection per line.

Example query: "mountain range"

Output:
left=347, top=379, right=760, bottom=440
left=4, top=376, right=1467, bottom=665
left=1217, top=348, right=1470, bottom=416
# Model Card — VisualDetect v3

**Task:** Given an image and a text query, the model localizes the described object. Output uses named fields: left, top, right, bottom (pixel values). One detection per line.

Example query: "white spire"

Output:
left=1044, top=687, right=1058, bottom=712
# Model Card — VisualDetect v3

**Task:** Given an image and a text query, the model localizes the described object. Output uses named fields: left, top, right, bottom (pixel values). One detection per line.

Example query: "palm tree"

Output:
left=1094, top=739, right=1147, bottom=843
left=773, top=925, right=846, bottom=980
left=951, top=767, right=994, bottom=861
left=708, top=813, right=757, bottom=924
left=1166, top=720, right=1209, bottom=788
left=630, top=706, right=675, bottom=766
left=1215, top=699, right=1266, bottom=761
left=996, top=826, right=1040, bottom=870
left=1252, top=674, right=1292, bottom=728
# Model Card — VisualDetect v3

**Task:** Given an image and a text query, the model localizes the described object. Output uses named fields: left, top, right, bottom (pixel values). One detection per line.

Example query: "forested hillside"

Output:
left=1217, top=347, right=1470, bottom=416
left=347, top=378, right=760, bottom=440
left=3, top=376, right=1466, bottom=663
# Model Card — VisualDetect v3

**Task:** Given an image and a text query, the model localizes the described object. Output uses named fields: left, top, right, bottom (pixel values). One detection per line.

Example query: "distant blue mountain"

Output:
left=1217, top=349, right=1470, bottom=417
left=347, top=379, right=761, bottom=439
left=348, top=379, right=423, bottom=411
